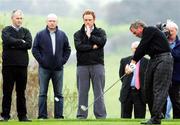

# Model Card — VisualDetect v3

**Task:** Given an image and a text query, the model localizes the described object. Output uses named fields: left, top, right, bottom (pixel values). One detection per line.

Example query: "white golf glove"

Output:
left=125, top=63, right=136, bottom=74
left=129, top=63, right=136, bottom=71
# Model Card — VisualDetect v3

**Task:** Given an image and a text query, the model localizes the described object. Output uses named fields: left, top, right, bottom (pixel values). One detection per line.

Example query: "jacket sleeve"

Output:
left=62, top=34, right=71, bottom=64
left=119, top=59, right=125, bottom=82
left=32, top=33, right=43, bottom=64
left=171, top=42, right=180, bottom=61
left=20, top=29, right=32, bottom=50
left=74, top=32, right=93, bottom=52
left=90, top=28, right=107, bottom=48
left=1, top=27, right=24, bottom=48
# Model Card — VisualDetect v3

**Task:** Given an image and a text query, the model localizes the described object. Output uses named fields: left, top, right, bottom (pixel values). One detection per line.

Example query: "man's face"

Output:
left=167, top=27, right=177, bottom=41
left=130, top=27, right=143, bottom=38
left=47, top=19, right=57, bottom=30
left=83, top=14, right=95, bottom=28
left=11, top=12, right=23, bottom=28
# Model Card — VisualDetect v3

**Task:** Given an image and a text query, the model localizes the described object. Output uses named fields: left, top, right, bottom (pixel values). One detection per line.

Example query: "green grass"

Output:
left=0, top=119, right=179, bottom=125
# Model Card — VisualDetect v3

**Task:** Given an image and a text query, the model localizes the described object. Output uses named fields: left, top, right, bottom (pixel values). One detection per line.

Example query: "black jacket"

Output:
left=74, top=24, right=106, bottom=66
left=1, top=26, right=32, bottom=66
left=32, top=27, right=71, bottom=70
left=119, top=56, right=149, bottom=103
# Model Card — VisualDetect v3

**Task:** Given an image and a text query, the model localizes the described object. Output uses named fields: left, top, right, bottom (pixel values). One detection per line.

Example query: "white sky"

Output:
left=66, top=0, right=122, bottom=7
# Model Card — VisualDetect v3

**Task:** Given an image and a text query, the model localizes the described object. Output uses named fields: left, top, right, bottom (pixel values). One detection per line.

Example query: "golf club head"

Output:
left=80, top=105, right=87, bottom=111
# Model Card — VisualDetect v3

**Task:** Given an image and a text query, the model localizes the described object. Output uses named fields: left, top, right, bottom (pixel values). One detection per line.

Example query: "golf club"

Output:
left=80, top=73, right=126, bottom=111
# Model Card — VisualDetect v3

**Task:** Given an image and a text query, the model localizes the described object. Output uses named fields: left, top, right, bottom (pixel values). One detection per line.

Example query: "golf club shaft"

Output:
left=85, top=74, right=126, bottom=110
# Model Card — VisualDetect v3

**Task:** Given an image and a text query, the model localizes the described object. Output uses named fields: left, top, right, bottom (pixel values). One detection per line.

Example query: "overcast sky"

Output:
left=66, top=0, right=122, bottom=7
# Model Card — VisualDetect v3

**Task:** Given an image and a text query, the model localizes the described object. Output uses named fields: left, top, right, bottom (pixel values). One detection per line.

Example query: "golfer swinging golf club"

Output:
left=128, top=20, right=173, bottom=125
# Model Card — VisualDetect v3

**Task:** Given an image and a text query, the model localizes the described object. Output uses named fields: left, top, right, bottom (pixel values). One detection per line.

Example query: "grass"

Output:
left=0, top=119, right=179, bottom=125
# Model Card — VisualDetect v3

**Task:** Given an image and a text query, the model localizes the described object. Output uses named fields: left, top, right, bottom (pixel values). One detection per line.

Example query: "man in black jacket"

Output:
left=74, top=9, right=106, bottom=119
left=32, top=13, right=71, bottom=119
left=0, top=9, right=32, bottom=122
left=126, top=20, right=173, bottom=124
left=119, top=41, right=148, bottom=118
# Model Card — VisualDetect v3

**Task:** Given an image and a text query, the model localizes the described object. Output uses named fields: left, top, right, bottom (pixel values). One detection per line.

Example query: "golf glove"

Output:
left=125, top=63, right=136, bottom=74
left=129, top=63, right=136, bottom=72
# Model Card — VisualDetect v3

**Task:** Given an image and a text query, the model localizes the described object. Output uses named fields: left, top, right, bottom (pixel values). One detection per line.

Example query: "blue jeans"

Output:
left=38, top=67, right=63, bottom=118
left=165, top=96, right=172, bottom=119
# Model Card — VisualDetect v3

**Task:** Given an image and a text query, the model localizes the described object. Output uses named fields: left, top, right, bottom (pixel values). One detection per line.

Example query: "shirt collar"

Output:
left=85, top=26, right=94, bottom=32
left=169, top=41, right=176, bottom=49
left=11, top=25, right=21, bottom=31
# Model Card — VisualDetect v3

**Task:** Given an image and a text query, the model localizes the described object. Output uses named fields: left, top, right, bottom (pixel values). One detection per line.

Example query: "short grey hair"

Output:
left=166, top=19, right=178, bottom=32
left=11, top=9, right=23, bottom=18
left=47, top=13, right=58, bottom=21
left=130, top=20, right=147, bottom=30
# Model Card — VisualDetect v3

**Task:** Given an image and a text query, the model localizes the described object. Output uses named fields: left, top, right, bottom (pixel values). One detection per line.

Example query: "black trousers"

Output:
left=121, top=88, right=146, bottom=118
left=145, top=53, right=173, bottom=120
left=1, top=66, right=28, bottom=119
left=169, top=83, right=180, bottom=118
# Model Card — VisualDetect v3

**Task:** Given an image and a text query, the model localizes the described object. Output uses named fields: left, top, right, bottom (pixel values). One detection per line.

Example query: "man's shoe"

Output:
left=55, top=116, right=64, bottom=119
left=159, top=113, right=165, bottom=119
left=141, top=119, right=161, bottom=124
left=19, top=117, right=32, bottom=122
left=38, top=117, right=48, bottom=120
left=0, top=116, right=8, bottom=122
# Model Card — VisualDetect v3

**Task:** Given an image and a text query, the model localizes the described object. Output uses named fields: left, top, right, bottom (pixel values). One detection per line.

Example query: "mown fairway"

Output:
left=0, top=119, right=179, bottom=125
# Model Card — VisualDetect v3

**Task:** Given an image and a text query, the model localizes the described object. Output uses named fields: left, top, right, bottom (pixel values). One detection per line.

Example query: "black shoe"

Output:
left=0, top=116, right=8, bottom=122
left=38, top=118, right=47, bottom=120
left=141, top=119, right=161, bottom=124
left=55, top=116, right=64, bottom=119
left=19, top=117, right=32, bottom=122
left=159, top=113, right=165, bottom=119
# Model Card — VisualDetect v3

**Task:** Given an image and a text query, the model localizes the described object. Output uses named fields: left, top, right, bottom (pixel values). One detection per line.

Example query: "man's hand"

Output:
left=93, top=44, right=98, bottom=49
left=125, top=63, right=136, bottom=74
